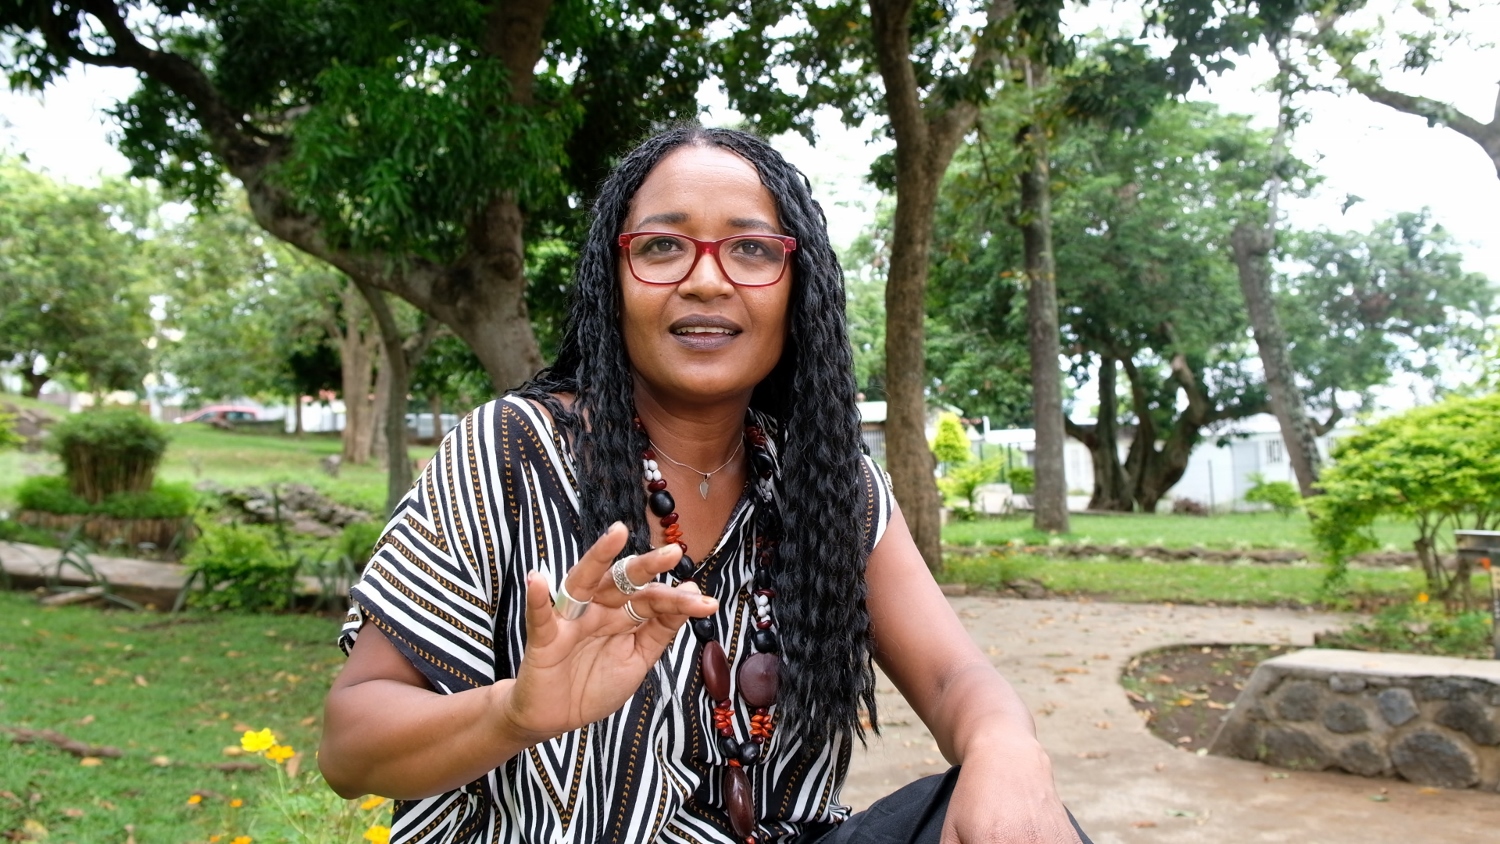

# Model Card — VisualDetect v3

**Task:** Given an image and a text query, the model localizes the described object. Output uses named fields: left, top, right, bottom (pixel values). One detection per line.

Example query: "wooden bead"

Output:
left=737, top=652, right=780, bottom=708
left=660, top=512, right=679, bottom=527
left=648, top=479, right=668, bottom=492
left=724, top=765, right=754, bottom=840
left=751, top=628, right=779, bottom=655
left=701, top=640, right=730, bottom=701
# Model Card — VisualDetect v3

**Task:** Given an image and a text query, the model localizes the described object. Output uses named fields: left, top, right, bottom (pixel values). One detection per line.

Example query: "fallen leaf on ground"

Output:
left=77, top=715, right=94, bottom=726
left=21, top=818, right=48, bottom=839
left=61, top=809, right=84, bottom=819
left=1151, top=674, right=1174, bottom=685
left=222, top=746, right=244, bottom=757
left=78, top=757, right=103, bottom=767
left=1418, top=787, right=1440, bottom=795
left=134, top=675, right=149, bottom=687
left=300, top=716, right=317, bottom=726
left=150, top=756, right=171, bottom=767
left=1370, top=795, right=1389, bottom=802
left=1131, top=821, right=1157, bottom=829
left=1094, top=721, right=1111, bottom=730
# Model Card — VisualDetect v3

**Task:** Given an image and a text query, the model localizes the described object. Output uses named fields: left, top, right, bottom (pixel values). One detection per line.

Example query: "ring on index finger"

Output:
left=611, top=556, right=649, bottom=596
left=553, top=581, right=590, bottom=620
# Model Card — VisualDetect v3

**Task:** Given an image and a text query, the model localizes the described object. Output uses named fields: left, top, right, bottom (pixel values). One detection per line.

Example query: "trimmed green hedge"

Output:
left=17, top=474, right=196, bottom=519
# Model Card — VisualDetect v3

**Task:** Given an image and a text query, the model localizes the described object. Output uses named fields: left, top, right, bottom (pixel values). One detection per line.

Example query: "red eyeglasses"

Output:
left=618, top=231, right=798, bottom=287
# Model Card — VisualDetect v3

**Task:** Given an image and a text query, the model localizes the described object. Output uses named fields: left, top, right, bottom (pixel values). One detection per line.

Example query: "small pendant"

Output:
left=699, top=476, right=711, bottom=499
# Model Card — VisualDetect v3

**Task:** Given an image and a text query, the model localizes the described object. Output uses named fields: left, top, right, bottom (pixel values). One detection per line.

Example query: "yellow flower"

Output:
left=230, top=798, right=244, bottom=808
left=360, top=796, right=388, bottom=811
left=240, top=728, right=276, bottom=753
left=1416, top=593, right=1430, bottom=604
left=265, top=744, right=295, bottom=764
left=363, top=826, right=391, bottom=844
left=187, top=794, right=203, bottom=805
left=231, top=837, right=253, bottom=844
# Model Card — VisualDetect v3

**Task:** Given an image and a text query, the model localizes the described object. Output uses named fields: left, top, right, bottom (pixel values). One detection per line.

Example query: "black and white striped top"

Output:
left=341, top=395, right=894, bottom=844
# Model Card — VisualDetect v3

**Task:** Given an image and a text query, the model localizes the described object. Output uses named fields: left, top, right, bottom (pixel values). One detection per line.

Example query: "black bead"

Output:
left=719, top=734, right=740, bottom=757
left=751, top=451, right=775, bottom=479
left=753, top=567, right=775, bottom=591
left=648, top=490, right=676, bottom=517
left=673, top=556, right=696, bottom=580
left=751, top=628, right=779, bottom=654
left=738, top=740, right=763, bottom=766
left=691, top=617, right=716, bottom=643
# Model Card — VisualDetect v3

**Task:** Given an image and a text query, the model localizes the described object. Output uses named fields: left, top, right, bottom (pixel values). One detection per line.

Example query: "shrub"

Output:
left=1006, top=466, right=1035, bottom=494
left=938, top=457, right=1003, bottom=511
left=17, top=474, right=196, bottom=519
left=1244, top=473, right=1302, bottom=518
left=0, top=409, right=21, bottom=450
left=1171, top=498, right=1209, bottom=516
left=1310, top=392, right=1500, bottom=605
left=930, top=412, right=972, bottom=466
left=48, top=408, right=170, bottom=503
left=1316, top=597, right=1493, bottom=658
left=182, top=523, right=299, bottom=612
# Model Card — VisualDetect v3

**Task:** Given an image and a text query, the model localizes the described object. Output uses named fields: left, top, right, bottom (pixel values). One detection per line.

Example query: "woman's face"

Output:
left=618, top=145, right=793, bottom=408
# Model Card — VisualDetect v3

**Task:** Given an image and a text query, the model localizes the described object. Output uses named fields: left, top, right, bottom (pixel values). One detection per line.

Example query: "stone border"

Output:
left=1209, top=648, right=1500, bottom=790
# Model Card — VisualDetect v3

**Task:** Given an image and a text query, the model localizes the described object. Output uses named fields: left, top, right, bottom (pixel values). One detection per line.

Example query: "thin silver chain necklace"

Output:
left=648, top=437, right=745, bottom=499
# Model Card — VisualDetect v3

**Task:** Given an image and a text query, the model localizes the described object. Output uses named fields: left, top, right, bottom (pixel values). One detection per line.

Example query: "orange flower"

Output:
left=1416, top=593, right=1430, bottom=604
left=209, top=836, right=221, bottom=843
left=265, top=744, right=295, bottom=764
left=230, top=798, right=244, bottom=808
left=187, top=794, right=203, bottom=805
left=231, top=837, right=252, bottom=844
left=360, top=796, right=388, bottom=811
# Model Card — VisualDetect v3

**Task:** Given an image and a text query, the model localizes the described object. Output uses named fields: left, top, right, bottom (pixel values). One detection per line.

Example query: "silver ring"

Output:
left=611, top=556, right=648, bottom=596
left=553, top=581, right=590, bottom=620
left=624, top=600, right=647, bottom=625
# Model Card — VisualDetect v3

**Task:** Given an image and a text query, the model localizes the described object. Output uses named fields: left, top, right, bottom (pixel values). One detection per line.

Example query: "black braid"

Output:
left=515, top=124, right=877, bottom=748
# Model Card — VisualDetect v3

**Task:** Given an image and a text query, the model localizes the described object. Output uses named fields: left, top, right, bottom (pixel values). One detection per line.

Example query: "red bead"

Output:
left=648, top=479, right=668, bottom=492
left=701, top=641, right=730, bottom=701
left=643, top=448, right=655, bottom=460
left=677, top=541, right=689, bottom=553
left=724, top=766, right=755, bottom=839
left=737, top=652, right=780, bottom=709
left=660, top=513, right=679, bottom=527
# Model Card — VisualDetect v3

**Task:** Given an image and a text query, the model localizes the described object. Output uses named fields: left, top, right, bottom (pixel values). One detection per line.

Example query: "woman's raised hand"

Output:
left=499, top=523, right=716, bottom=744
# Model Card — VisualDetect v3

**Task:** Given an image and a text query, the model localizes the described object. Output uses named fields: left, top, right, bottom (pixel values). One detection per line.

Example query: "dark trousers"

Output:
left=803, top=767, right=1093, bottom=844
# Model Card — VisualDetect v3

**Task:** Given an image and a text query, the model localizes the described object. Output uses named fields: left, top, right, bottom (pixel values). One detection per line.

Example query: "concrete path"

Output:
left=843, top=596, right=1500, bottom=843
left=5, top=540, right=1498, bottom=840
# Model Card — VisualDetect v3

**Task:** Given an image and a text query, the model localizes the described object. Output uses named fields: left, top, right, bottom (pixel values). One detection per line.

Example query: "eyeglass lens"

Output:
left=626, top=234, right=789, bottom=286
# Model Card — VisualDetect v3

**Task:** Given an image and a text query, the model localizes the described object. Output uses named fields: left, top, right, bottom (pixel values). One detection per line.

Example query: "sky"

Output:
left=2, top=8, right=1496, bottom=284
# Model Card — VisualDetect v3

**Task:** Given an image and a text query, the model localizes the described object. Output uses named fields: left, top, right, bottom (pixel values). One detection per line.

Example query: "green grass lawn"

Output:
left=0, top=592, right=368, bottom=843
left=941, top=511, right=1419, bottom=555
left=938, top=551, right=1437, bottom=608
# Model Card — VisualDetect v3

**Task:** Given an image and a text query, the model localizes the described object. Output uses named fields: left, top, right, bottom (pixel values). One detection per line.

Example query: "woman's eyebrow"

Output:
left=632, top=212, right=779, bottom=231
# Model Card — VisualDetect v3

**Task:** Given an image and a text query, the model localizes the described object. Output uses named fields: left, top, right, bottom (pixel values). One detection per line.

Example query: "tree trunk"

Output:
left=332, top=282, right=380, bottom=464
left=428, top=394, right=444, bottom=443
left=1017, top=77, right=1069, bottom=533
left=869, top=0, right=1001, bottom=572
left=21, top=368, right=46, bottom=399
left=370, top=343, right=392, bottom=467
left=293, top=395, right=304, bottom=436
left=1232, top=221, right=1323, bottom=498
left=355, top=280, right=441, bottom=514
left=1073, top=355, right=1131, bottom=511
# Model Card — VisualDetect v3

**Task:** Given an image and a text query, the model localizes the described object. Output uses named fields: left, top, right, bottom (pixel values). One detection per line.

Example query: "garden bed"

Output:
left=15, top=510, right=194, bottom=559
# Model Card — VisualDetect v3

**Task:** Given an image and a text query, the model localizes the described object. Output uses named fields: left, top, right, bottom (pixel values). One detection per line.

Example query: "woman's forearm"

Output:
left=926, top=660, right=1041, bottom=765
left=320, top=676, right=545, bottom=799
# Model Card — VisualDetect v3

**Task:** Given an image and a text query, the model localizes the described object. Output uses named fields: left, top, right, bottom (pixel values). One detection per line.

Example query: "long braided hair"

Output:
left=515, top=124, right=877, bottom=748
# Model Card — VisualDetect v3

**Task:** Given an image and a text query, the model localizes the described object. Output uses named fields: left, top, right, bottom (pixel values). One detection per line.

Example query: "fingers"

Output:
left=589, top=543, right=684, bottom=609
left=560, top=522, right=630, bottom=604
left=524, top=571, right=560, bottom=650
left=629, top=580, right=717, bottom=651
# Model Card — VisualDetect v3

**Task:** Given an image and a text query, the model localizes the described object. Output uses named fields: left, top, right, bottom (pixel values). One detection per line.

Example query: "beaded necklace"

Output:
left=634, top=417, right=780, bottom=844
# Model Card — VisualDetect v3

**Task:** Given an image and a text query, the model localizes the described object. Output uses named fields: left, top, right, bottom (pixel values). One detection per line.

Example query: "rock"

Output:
left=1322, top=702, right=1369, bottom=734
left=1260, top=727, right=1330, bottom=771
left=1417, top=677, right=1479, bottom=701
left=1377, top=688, right=1420, bottom=727
left=1275, top=681, right=1322, bottom=722
left=1390, top=730, right=1479, bottom=789
left=1435, top=699, right=1500, bottom=746
left=1328, top=675, right=1366, bottom=694
left=1337, top=740, right=1388, bottom=777
left=290, top=518, right=337, bottom=539
left=1212, top=719, right=1261, bottom=761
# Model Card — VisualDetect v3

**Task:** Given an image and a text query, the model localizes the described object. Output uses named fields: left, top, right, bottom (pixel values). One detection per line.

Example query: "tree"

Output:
left=1, top=0, right=722, bottom=393
left=1312, top=393, right=1500, bottom=607
left=0, top=158, right=154, bottom=397
left=1304, top=0, right=1500, bottom=180
left=721, top=0, right=1065, bottom=569
left=930, top=411, right=971, bottom=467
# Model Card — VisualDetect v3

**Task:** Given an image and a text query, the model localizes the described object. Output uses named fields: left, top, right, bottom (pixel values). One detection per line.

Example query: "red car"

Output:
left=176, top=405, right=261, bottom=424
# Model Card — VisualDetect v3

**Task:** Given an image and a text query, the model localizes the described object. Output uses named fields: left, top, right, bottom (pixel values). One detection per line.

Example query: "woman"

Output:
left=320, top=125, right=1088, bottom=844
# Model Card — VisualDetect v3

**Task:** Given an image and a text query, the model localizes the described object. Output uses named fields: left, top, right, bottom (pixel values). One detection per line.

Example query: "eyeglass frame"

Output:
left=617, top=231, right=799, bottom=288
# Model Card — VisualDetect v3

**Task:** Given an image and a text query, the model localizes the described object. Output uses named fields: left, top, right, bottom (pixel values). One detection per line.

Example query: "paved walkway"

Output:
left=5, top=541, right=1499, bottom=841
left=844, top=596, right=1500, bottom=843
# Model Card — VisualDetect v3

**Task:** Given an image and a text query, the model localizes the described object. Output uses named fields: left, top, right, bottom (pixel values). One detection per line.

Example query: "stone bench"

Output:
left=1208, top=648, right=1500, bottom=791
